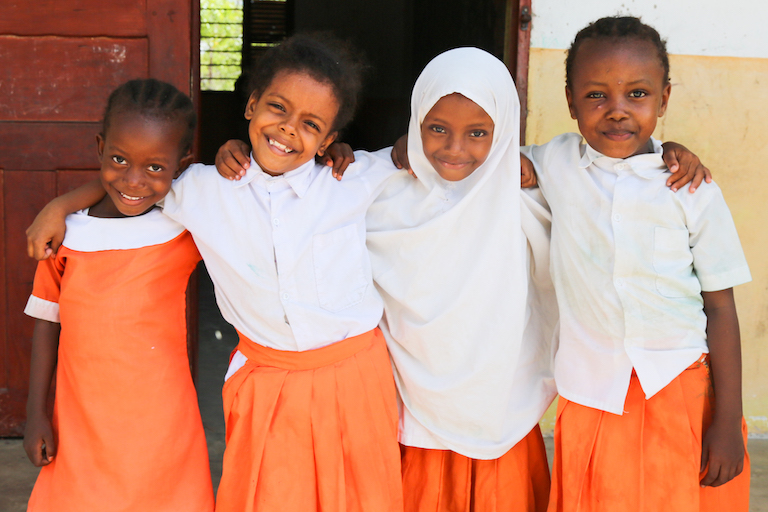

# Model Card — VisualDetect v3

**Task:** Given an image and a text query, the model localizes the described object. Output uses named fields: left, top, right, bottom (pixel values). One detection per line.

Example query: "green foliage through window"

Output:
left=201, top=0, right=243, bottom=91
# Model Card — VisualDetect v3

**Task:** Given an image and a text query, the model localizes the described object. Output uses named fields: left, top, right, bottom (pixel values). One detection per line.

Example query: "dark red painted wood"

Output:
left=0, top=0, right=196, bottom=436
left=0, top=37, right=149, bottom=122
left=514, top=0, right=532, bottom=144
left=0, top=123, right=101, bottom=171
left=147, top=0, right=192, bottom=91
left=0, top=0, right=147, bottom=37
left=1, top=171, right=57, bottom=435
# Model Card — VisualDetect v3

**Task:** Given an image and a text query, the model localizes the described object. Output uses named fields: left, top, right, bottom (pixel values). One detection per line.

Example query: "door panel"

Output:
left=0, top=0, right=195, bottom=436
left=0, top=37, right=149, bottom=122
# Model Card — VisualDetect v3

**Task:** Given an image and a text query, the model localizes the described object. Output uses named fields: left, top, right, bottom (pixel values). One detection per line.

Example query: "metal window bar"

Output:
left=201, top=2, right=243, bottom=91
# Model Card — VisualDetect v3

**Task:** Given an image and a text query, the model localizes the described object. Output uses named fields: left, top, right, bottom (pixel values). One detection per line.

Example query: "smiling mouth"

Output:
left=437, top=158, right=470, bottom=169
left=119, top=191, right=146, bottom=201
left=603, top=130, right=634, bottom=141
left=268, top=137, right=295, bottom=154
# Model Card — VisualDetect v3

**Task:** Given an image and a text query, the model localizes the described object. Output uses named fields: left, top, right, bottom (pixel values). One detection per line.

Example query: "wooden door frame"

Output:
left=504, top=0, right=532, bottom=144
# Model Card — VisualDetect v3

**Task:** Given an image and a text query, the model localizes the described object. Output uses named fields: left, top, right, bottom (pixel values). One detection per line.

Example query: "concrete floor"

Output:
left=2, top=268, right=766, bottom=511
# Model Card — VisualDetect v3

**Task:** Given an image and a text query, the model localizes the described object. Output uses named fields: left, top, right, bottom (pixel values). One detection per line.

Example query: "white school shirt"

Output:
left=522, top=133, right=751, bottom=415
left=162, top=153, right=395, bottom=357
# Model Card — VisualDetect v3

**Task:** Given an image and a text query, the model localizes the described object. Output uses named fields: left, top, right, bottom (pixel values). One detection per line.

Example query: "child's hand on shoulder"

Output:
left=215, top=140, right=251, bottom=181
left=26, top=204, right=67, bottom=260
left=320, top=141, right=355, bottom=181
left=23, top=412, right=56, bottom=467
left=700, top=418, right=745, bottom=487
left=661, top=142, right=712, bottom=192
left=521, top=154, right=537, bottom=188
left=391, top=134, right=416, bottom=178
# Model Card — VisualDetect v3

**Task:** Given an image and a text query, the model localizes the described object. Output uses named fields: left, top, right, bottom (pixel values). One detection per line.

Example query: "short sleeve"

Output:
left=24, top=254, right=66, bottom=323
left=685, top=182, right=751, bottom=291
left=161, top=163, right=219, bottom=225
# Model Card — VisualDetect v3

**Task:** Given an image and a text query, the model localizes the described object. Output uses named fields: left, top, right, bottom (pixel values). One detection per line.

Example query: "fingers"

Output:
left=42, top=432, right=56, bottom=464
left=391, top=134, right=411, bottom=171
left=215, top=140, right=251, bottom=181
left=688, top=164, right=712, bottom=192
left=700, top=451, right=745, bottom=487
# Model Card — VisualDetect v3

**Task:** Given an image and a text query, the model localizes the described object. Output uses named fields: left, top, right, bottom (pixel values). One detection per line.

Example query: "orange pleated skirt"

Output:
left=548, top=358, right=750, bottom=512
left=216, top=328, right=403, bottom=512
left=401, top=425, right=551, bottom=512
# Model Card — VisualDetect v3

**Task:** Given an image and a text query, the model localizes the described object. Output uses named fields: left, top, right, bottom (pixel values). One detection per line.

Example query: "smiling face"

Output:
left=420, top=93, right=495, bottom=182
left=95, top=112, right=191, bottom=217
left=245, top=70, right=340, bottom=176
left=566, top=38, right=671, bottom=159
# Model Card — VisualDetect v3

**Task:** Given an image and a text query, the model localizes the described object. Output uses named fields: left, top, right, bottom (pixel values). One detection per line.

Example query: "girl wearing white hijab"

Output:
left=366, top=48, right=558, bottom=512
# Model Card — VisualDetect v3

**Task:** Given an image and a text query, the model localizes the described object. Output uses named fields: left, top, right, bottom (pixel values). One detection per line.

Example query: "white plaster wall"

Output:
left=530, top=0, right=768, bottom=58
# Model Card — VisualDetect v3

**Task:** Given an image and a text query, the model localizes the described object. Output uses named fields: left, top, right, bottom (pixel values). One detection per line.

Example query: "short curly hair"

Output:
left=565, top=16, right=670, bottom=89
left=247, top=33, right=367, bottom=133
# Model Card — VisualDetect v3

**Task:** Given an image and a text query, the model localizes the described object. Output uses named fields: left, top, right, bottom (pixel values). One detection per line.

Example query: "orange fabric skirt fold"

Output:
left=216, top=328, right=403, bottom=512
left=401, top=425, right=551, bottom=512
left=548, top=358, right=750, bottom=512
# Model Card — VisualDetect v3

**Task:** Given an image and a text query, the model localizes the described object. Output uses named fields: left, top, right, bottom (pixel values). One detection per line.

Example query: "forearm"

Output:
left=46, top=179, right=106, bottom=215
left=702, top=289, right=743, bottom=425
left=26, top=320, right=61, bottom=417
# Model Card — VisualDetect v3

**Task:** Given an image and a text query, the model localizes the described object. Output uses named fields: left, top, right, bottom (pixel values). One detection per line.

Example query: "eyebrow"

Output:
left=427, top=117, right=493, bottom=127
left=583, top=78, right=654, bottom=87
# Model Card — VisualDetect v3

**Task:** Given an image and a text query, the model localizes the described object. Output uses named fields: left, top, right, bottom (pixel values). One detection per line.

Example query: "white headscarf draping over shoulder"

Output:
left=366, top=48, right=558, bottom=459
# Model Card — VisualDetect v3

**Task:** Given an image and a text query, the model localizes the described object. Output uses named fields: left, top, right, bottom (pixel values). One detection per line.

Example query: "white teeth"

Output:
left=269, top=138, right=294, bottom=153
left=120, top=191, right=143, bottom=201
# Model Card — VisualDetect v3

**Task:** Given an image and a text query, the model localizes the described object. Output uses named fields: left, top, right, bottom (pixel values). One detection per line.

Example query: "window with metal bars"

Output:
left=242, top=0, right=292, bottom=75
left=200, top=0, right=292, bottom=92
left=200, top=0, right=244, bottom=91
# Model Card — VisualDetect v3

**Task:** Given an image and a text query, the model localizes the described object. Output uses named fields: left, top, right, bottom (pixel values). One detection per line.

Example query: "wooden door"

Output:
left=0, top=0, right=196, bottom=436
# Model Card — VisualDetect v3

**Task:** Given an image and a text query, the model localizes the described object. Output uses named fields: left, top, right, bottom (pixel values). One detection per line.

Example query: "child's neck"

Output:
left=88, top=196, right=155, bottom=219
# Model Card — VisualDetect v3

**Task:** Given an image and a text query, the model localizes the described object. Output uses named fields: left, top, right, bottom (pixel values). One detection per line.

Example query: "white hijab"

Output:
left=366, top=48, right=558, bottom=459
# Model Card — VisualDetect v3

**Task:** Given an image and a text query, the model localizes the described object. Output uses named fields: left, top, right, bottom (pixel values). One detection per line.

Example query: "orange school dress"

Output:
left=25, top=211, right=214, bottom=512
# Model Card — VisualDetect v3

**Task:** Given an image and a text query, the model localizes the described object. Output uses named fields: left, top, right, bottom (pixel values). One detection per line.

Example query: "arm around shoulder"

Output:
left=26, top=179, right=106, bottom=260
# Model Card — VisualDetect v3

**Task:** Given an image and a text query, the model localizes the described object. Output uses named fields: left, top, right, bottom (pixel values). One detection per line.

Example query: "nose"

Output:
left=279, top=114, right=297, bottom=136
left=444, top=133, right=463, bottom=154
left=123, top=164, right=143, bottom=186
left=605, top=96, right=630, bottom=121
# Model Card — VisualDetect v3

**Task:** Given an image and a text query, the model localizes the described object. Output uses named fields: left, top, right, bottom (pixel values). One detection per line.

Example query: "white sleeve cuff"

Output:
left=24, top=295, right=60, bottom=323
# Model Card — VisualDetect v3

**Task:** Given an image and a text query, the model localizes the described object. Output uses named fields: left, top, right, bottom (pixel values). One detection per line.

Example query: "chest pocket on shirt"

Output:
left=653, top=227, right=699, bottom=298
left=313, top=224, right=369, bottom=312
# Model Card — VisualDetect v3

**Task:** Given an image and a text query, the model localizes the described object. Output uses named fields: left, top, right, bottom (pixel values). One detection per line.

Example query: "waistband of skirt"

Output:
left=235, top=328, right=381, bottom=371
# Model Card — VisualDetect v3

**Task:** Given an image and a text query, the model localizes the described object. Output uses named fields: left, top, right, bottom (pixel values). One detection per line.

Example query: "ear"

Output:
left=244, top=92, right=259, bottom=120
left=175, top=150, right=194, bottom=178
left=658, top=82, right=672, bottom=117
left=565, top=86, right=578, bottom=120
left=316, top=131, right=338, bottom=157
left=96, top=133, right=105, bottom=158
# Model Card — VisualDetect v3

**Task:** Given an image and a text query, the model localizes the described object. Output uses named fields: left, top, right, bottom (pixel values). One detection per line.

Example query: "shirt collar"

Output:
left=233, top=155, right=317, bottom=198
left=578, top=137, right=667, bottom=179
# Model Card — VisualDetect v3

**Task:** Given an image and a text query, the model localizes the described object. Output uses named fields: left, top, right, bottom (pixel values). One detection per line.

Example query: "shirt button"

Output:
left=613, top=213, right=622, bottom=222
left=281, top=293, right=289, bottom=301
left=614, top=163, right=626, bottom=171
left=272, top=218, right=280, bottom=227
left=615, top=278, right=624, bottom=288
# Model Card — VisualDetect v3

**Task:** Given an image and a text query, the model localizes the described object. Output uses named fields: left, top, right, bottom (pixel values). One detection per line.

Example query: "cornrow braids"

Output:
left=565, top=16, right=670, bottom=89
left=102, top=78, right=197, bottom=153
left=247, top=33, right=368, bottom=133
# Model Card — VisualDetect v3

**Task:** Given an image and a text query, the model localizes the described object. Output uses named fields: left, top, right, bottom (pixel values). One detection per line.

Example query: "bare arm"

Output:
left=23, top=319, right=61, bottom=466
left=699, top=288, right=745, bottom=487
left=26, top=179, right=106, bottom=260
